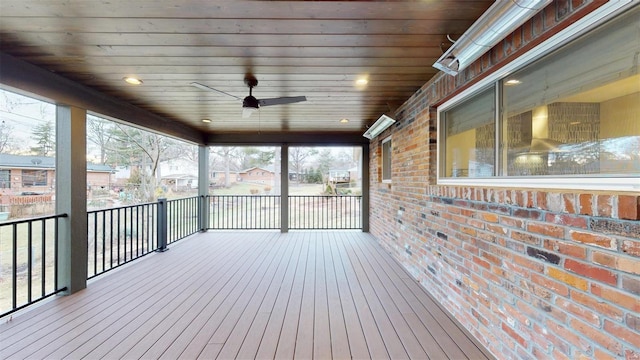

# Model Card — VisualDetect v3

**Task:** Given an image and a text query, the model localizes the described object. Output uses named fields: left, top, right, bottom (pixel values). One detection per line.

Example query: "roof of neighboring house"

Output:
left=211, top=169, right=239, bottom=174
left=0, top=154, right=114, bottom=173
left=239, top=166, right=275, bottom=174
left=161, top=174, right=198, bottom=180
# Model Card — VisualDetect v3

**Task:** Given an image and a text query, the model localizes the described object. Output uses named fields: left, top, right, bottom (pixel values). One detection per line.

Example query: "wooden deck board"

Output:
left=341, top=233, right=410, bottom=360
left=0, top=231, right=493, bottom=360
left=215, top=234, right=298, bottom=360
left=322, top=232, right=352, bottom=360
left=363, top=235, right=490, bottom=360
left=255, top=233, right=309, bottom=360
left=292, top=233, right=316, bottom=360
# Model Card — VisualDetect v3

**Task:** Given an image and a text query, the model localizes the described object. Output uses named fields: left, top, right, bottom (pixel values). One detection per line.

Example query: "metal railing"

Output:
left=166, top=196, right=200, bottom=244
left=289, top=195, right=362, bottom=229
left=2, top=193, right=362, bottom=317
left=0, top=214, right=68, bottom=318
left=207, top=195, right=362, bottom=230
left=87, top=196, right=200, bottom=280
left=208, top=195, right=281, bottom=229
left=87, top=202, right=158, bottom=279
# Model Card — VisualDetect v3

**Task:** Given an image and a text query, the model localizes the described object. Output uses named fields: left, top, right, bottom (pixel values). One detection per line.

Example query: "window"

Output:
left=442, top=86, right=496, bottom=178
left=438, top=5, right=639, bottom=191
left=22, top=170, right=48, bottom=187
left=382, top=137, right=392, bottom=182
left=0, top=170, right=10, bottom=188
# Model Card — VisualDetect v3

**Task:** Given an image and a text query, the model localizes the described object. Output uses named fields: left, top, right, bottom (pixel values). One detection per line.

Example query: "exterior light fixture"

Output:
left=340, top=118, right=349, bottom=124
left=201, top=118, right=212, bottom=123
left=363, top=114, right=395, bottom=140
left=123, top=76, right=143, bottom=85
left=433, top=0, right=552, bottom=76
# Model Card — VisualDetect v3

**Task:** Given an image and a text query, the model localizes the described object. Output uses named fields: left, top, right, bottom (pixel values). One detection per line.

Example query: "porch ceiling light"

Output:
left=363, top=114, right=395, bottom=140
left=123, top=76, right=143, bottom=85
left=433, top=0, right=552, bottom=76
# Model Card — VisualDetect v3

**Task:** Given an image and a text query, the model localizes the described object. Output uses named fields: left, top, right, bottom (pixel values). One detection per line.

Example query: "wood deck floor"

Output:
left=0, top=231, right=493, bottom=360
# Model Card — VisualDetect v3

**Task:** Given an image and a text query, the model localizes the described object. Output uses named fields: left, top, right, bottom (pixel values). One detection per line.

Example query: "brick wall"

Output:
left=369, top=1, right=640, bottom=359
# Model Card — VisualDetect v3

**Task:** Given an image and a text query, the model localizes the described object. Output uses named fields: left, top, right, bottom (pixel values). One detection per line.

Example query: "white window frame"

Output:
left=437, top=1, right=639, bottom=192
left=381, top=136, right=392, bottom=183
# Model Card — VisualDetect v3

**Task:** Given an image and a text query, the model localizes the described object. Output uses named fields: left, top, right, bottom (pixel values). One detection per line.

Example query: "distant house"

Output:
left=210, top=169, right=239, bottom=187
left=238, top=167, right=275, bottom=184
left=0, top=154, right=114, bottom=195
left=158, top=158, right=199, bottom=191
left=161, top=174, right=198, bottom=191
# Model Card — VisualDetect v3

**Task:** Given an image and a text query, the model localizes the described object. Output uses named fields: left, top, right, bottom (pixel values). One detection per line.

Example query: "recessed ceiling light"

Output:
left=123, top=77, right=143, bottom=85
left=340, top=118, right=349, bottom=124
left=505, top=79, right=521, bottom=86
left=355, top=76, right=368, bottom=87
left=201, top=118, right=212, bottom=123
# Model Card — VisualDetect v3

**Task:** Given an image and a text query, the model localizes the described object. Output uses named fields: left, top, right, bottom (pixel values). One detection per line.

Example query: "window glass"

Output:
left=503, top=7, right=639, bottom=176
left=442, top=86, right=496, bottom=177
left=0, top=170, right=9, bottom=188
left=382, top=138, right=392, bottom=181
left=22, top=169, right=48, bottom=187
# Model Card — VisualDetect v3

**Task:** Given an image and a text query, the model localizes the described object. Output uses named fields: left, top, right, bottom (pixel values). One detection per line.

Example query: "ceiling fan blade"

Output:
left=190, top=82, right=243, bottom=101
left=259, top=96, right=307, bottom=107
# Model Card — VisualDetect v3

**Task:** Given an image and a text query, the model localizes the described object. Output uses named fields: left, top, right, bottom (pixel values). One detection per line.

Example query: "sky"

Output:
left=0, top=88, right=56, bottom=154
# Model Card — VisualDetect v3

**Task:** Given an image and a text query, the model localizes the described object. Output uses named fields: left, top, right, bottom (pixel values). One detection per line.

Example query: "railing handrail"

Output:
left=87, top=201, right=158, bottom=215
left=166, top=195, right=200, bottom=203
left=208, top=194, right=281, bottom=198
left=288, top=194, right=362, bottom=197
left=86, top=195, right=201, bottom=215
left=0, top=213, right=68, bottom=226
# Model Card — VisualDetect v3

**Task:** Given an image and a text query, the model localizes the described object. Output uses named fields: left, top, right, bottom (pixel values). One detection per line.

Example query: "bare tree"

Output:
left=289, top=147, right=318, bottom=184
left=211, top=147, right=238, bottom=188
left=111, top=124, right=173, bottom=202
left=87, top=115, right=116, bottom=164
left=0, top=121, right=15, bottom=154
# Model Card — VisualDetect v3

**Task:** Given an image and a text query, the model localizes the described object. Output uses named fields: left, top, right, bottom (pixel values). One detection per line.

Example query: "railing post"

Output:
left=198, top=144, right=210, bottom=231
left=56, top=105, right=87, bottom=295
left=156, top=197, right=168, bottom=252
left=199, top=195, right=209, bottom=231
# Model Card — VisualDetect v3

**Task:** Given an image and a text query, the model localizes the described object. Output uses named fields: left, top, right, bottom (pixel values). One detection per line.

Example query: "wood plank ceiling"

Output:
left=0, top=0, right=493, bottom=138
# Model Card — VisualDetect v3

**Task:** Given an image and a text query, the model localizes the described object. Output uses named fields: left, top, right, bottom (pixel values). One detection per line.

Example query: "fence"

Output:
left=0, top=214, right=67, bottom=317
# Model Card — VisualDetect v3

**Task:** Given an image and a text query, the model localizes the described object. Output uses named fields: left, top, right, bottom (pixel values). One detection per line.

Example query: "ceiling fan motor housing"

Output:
left=243, top=95, right=260, bottom=109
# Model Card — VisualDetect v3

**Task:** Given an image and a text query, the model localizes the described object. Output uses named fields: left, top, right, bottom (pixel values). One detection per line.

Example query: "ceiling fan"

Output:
left=190, top=74, right=307, bottom=118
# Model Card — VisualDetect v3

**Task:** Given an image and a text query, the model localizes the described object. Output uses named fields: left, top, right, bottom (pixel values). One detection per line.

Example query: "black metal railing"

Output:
left=87, top=202, right=158, bottom=279
left=166, top=196, right=200, bottom=244
left=87, top=196, right=200, bottom=279
left=208, top=195, right=281, bottom=229
left=289, top=195, right=362, bottom=229
left=207, top=195, right=362, bottom=230
left=0, top=214, right=68, bottom=318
